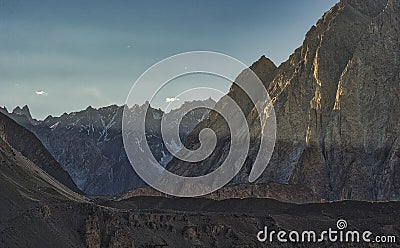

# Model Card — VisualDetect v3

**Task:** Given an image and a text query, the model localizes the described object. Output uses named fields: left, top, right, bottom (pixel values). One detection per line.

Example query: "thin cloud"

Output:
left=166, top=97, right=179, bottom=103
left=35, top=90, right=49, bottom=96
left=82, top=86, right=103, bottom=99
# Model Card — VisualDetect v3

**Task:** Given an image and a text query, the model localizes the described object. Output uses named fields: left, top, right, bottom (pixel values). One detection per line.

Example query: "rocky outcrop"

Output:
left=8, top=105, right=39, bottom=128
left=117, top=183, right=321, bottom=204
left=12, top=105, right=33, bottom=120
left=167, top=0, right=400, bottom=202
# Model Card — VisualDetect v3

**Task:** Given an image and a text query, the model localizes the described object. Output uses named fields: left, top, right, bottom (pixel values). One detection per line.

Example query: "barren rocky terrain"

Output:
left=1, top=112, right=399, bottom=247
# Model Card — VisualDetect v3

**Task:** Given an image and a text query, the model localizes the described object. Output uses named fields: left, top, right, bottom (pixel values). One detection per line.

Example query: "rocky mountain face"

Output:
left=3, top=100, right=214, bottom=195
left=167, top=0, right=400, bottom=202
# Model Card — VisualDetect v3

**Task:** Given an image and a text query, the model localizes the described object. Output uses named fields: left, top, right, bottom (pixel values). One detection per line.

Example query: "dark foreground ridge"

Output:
left=0, top=112, right=80, bottom=193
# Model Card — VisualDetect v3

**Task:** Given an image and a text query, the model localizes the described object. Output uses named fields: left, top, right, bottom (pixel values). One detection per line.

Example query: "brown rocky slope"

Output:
left=0, top=112, right=80, bottom=193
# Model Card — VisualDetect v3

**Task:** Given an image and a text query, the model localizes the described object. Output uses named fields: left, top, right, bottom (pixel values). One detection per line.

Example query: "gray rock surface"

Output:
left=167, top=0, right=400, bottom=202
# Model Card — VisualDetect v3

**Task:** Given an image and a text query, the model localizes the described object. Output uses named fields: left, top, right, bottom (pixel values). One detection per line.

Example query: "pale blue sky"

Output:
left=0, top=0, right=337, bottom=119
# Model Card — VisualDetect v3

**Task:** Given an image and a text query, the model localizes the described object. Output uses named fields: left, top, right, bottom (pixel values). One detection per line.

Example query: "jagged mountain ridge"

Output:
left=167, top=0, right=400, bottom=201
left=3, top=99, right=215, bottom=195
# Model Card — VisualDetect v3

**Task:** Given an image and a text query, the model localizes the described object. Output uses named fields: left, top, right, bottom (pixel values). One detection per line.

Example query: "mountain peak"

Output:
left=258, top=55, right=275, bottom=65
left=86, top=105, right=96, bottom=111
left=0, top=106, right=8, bottom=114
left=249, top=55, right=277, bottom=84
left=12, top=105, right=33, bottom=120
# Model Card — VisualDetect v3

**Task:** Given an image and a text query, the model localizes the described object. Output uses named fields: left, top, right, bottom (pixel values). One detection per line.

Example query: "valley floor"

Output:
left=2, top=195, right=400, bottom=248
